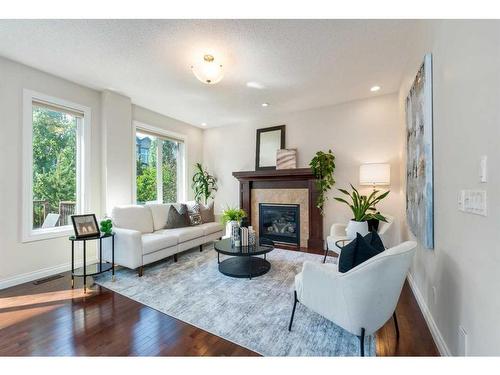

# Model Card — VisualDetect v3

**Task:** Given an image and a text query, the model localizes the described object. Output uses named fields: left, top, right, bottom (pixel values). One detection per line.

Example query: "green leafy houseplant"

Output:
left=334, top=184, right=390, bottom=222
left=309, top=149, right=336, bottom=214
left=192, top=163, right=218, bottom=204
left=220, top=207, right=247, bottom=226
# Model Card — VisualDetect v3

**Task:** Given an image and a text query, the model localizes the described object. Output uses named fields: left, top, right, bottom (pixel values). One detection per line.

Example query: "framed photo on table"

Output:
left=71, top=214, right=100, bottom=238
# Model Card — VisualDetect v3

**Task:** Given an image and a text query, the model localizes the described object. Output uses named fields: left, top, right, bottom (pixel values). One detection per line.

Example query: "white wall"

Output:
left=399, top=20, right=500, bottom=355
left=0, top=56, right=102, bottom=287
left=101, top=90, right=132, bottom=214
left=202, top=93, right=404, bottom=241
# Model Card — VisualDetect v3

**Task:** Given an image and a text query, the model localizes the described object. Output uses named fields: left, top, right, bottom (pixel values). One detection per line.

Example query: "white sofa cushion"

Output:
left=146, top=203, right=172, bottom=231
left=157, top=226, right=204, bottom=243
left=112, top=205, right=154, bottom=234
left=198, top=222, right=223, bottom=236
left=142, top=232, right=178, bottom=255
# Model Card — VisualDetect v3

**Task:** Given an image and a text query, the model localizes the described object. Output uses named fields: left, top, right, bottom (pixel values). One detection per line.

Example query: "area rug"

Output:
left=95, top=246, right=375, bottom=356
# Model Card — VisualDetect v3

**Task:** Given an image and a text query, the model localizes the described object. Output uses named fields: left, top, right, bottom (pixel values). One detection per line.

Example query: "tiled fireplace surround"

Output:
left=233, top=168, right=324, bottom=250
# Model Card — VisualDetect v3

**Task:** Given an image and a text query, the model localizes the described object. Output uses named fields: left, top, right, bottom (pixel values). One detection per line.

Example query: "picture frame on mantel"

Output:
left=255, top=125, right=286, bottom=170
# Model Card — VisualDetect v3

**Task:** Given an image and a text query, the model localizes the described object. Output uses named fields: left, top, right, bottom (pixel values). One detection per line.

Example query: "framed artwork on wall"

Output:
left=255, top=125, right=285, bottom=170
left=405, top=53, right=434, bottom=249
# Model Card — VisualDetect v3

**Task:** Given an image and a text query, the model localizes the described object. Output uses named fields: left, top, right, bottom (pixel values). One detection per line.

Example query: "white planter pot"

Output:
left=346, top=220, right=369, bottom=239
left=225, top=220, right=239, bottom=238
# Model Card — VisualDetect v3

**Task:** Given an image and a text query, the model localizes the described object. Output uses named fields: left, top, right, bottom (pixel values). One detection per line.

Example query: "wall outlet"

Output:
left=458, top=326, right=468, bottom=356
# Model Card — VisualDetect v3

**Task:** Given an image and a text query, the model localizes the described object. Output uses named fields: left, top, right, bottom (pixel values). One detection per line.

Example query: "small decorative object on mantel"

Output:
left=276, top=149, right=297, bottom=170
left=71, top=214, right=100, bottom=238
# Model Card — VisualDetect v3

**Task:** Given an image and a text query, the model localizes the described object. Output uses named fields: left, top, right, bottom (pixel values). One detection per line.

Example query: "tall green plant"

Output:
left=309, top=150, right=336, bottom=214
left=334, top=184, right=390, bottom=222
left=192, top=163, right=218, bottom=204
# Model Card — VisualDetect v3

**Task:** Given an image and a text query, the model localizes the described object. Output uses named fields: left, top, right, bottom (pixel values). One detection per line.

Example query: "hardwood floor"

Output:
left=0, top=265, right=438, bottom=356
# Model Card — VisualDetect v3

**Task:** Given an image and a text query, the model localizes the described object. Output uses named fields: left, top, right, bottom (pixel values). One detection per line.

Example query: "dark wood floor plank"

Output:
left=0, top=265, right=438, bottom=356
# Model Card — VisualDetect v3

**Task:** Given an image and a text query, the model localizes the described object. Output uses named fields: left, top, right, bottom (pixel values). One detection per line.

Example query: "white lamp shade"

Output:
left=359, top=163, right=391, bottom=186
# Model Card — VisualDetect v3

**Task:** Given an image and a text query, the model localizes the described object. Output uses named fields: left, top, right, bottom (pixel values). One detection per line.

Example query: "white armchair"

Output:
left=289, top=240, right=417, bottom=356
left=324, top=214, right=395, bottom=263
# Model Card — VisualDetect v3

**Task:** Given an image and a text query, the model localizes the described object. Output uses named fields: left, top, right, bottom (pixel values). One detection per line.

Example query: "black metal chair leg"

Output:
left=393, top=311, right=400, bottom=339
left=323, top=249, right=328, bottom=263
left=288, top=291, right=298, bottom=331
left=359, top=327, right=365, bottom=356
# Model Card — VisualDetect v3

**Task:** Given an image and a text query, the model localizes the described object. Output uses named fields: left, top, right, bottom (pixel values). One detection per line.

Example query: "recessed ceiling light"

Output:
left=261, top=103, right=269, bottom=107
left=246, top=81, right=264, bottom=89
left=201, top=122, right=207, bottom=127
left=370, top=85, right=381, bottom=92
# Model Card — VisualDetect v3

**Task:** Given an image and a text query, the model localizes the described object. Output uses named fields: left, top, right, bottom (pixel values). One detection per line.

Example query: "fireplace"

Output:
left=259, top=203, right=300, bottom=246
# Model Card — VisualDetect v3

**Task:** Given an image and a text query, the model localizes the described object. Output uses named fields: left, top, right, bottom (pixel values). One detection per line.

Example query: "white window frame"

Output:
left=132, top=121, right=187, bottom=204
left=22, top=89, right=91, bottom=242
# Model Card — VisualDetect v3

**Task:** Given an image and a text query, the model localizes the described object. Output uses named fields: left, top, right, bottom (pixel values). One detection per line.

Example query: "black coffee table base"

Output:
left=218, top=256, right=271, bottom=279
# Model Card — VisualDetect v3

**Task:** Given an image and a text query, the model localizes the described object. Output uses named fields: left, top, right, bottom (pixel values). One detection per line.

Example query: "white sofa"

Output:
left=102, top=203, right=223, bottom=276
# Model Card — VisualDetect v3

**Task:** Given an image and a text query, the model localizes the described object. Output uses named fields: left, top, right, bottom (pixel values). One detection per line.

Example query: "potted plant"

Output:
left=334, top=184, right=389, bottom=239
left=309, top=149, right=336, bottom=214
left=192, top=163, right=218, bottom=204
left=221, top=206, right=247, bottom=238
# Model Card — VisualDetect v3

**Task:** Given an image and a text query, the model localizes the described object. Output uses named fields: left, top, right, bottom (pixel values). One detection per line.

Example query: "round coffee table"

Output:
left=214, top=238, right=274, bottom=279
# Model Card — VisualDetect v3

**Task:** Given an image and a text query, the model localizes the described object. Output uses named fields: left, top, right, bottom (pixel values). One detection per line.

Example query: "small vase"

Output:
left=346, top=220, right=369, bottom=239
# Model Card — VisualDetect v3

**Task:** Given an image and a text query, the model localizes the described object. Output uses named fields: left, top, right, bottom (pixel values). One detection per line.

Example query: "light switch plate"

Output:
left=458, top=190, right=487, bottom=216
left=480, top=155, right=488, bottom=183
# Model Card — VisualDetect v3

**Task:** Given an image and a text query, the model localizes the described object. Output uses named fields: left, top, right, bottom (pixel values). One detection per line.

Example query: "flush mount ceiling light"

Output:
left=261, top=102, right=269, bottom=107
left=370, top=85, right=381, bottom=92
left=191, top=54, right=224, bottom=85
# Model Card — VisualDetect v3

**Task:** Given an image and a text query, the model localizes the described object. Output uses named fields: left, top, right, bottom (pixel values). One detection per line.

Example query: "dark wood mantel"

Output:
left=232, top=168, right=324, bottom=251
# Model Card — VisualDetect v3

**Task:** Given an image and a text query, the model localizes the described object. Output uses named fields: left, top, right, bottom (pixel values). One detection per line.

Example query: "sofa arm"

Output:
left=102, top=227, right=143, bottom=270
left=330, top=223, right=347, bottom=237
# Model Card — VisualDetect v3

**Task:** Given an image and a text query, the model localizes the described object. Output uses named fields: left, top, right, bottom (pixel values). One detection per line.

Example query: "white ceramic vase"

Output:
left=346, top=220, right=369, bottom=239
left=225, top=220, right=239, bottom=239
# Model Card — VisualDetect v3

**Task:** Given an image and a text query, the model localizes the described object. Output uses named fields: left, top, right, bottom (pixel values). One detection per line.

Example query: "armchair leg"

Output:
left=138, top=266, right=144, bottom=277
left=173, top=254, right=178, bottom=262
left=288, top=291, right=298, bottom=331
left=323, top=249, right=328, bottom=263
left=393, top=311, right=400, bottom=339
left=199, top=245, right=203, bottom=252
left=358, top=328, right=366, bottom=356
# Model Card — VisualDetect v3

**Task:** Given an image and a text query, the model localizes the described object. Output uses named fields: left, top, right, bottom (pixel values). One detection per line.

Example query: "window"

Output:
left=23, top=90, right=91, bottom=242
left=134, top=125, right=185, bottom=204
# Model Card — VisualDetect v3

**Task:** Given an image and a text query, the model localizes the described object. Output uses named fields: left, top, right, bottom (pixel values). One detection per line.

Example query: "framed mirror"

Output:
left=255, top=125, right=286, bottom=170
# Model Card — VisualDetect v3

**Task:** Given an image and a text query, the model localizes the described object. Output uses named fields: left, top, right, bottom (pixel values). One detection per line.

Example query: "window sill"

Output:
left=22, top=226, right=73, bottom=243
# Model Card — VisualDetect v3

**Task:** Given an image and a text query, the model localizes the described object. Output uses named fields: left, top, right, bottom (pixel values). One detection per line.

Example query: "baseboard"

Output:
left=0, top=257, right=99, bottom=290
left=407, top=272, right=451, bottom=356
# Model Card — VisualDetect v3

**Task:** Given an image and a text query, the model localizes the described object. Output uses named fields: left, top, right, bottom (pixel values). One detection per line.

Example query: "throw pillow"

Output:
left=165, top=204, right=190, bottom=229
left=199, top=201, right=215, bottom=223
left=338, top=232, right=385, bottom=273
left=364, top=230, right=385, bottom=252
left=186, top=201, right=202, bottom=226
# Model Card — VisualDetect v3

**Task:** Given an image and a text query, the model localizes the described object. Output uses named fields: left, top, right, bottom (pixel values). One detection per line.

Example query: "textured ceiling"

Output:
left=0, top=20, right=419, bottom=128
